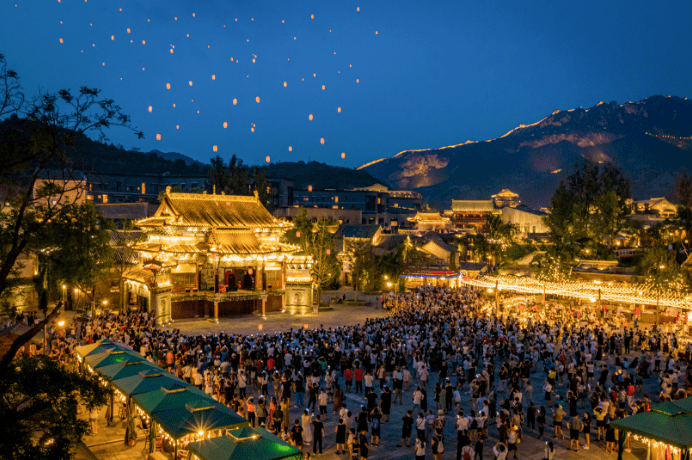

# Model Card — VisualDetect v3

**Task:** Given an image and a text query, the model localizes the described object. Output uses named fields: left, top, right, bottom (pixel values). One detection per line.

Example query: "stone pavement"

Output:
left=82, top=304, right=665, bottom=460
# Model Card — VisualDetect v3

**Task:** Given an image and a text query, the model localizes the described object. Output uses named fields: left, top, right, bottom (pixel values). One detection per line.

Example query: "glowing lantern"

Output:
left=170, top=49, right=174, bottom=54
left=357, top=6, right=360, bottom=11
left=213, top=145, right=218, bottom=152
left=166, top=83, right=171, bottom=89
left=256, top=96, right=260, bottom=103
left=308, top=185, right=313, bottom=192
left=341, top=152, right=346, bottom=159
left=282, top=20, right=285, bottom=23
left=311, top=14, right=314, bottom=19
left=313, top=73, right=316, bottom=77
left=288, top=146, right=292, bottom=152
left=265, top=156, right=270, bottom=163
left=320, top=138, right=325, bottom=144
left=338, top=107, right=341, bottom=113
left=252, top=58, right=256, bottom=63
left=251, top=127, right=255, bottom=132
left=309, top=114, right=313, bottom=121
left=212, top=75, right=215, bottom=80
left=375, top=31, right=378, bottom=34
left=322, top=85, right=325, bottom=90
left=59, top=38, right=63, bottom=43
left=356, top=79, right=359, bottom=83
left=223, top=122, right=228, bottom=128
left=142, top=40, right=146, bottom=44
left=148, top=106, right=152, bottom=112
left=111, top=35, right=114, bottom=40
left=189, top=81, right=193, bottom=86
left=176, top=125, right=179, bottom=129
left=127, top=28, right=131, bottom=33
left=283, top=81, right=287, bottom=87
left=192, top=13, right=195, bottom=17
left=156, top=134, right=161, bottom=140
left=233, top=98, right=238, bottom=105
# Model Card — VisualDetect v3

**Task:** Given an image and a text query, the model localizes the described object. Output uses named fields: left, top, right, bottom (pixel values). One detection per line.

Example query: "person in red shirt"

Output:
left=345, top=368, right=353, bottom=392
left=267, top=356, right=275, bottom=372
left=354, top=367, right=365, bottom=394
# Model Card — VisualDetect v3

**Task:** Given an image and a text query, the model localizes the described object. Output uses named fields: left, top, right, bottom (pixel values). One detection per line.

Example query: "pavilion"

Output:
left=123, top=188, right=313, bottom=324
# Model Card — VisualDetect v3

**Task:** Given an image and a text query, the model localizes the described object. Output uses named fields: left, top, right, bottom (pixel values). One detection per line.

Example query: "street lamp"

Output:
left=62, top=285, right=66, bottom=303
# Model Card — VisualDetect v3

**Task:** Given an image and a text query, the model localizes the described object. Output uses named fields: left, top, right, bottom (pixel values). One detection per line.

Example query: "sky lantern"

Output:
left=322, top=85, right=325, bottom=90
left=176, top=125, right=179, bottom=129
left=212, top=74, right=215, bottom=80
left=375, top=31, right=378, bottom=34
left=127, top=28, right=131, bottom=33
left=251, top=127, right=255, bottom=132
left=256, top=96, right=260, bottom=103
left=309, top=114, right=313, bottom=121
left=308, top=185, right=313, bottom=192
left=356, top=79, right=359, bottom=83
left=283, top=81, right=287, bottom=87
left=189, top=81, right=193, bottom=86
left=288, top=146, right=292, bottom=152
left=142, top=40, right=146, bottom=44
left=313, top=73, right=316, bottom=77
left=233, top=98, right=237, bottom=105
left=311, top=14, right=314, bottom=19
left=166, top=83, right=171, bottom=89
left=111, top=35, right=114, bottom=40
left=357, top=7, right=360, bottom=11
left=320, top=138, right=325, bottom=144
left=213, top=145, right=218, bottom=152
left=265, top=156, right=270, bottom=163
left=170, top=49, right=174, bottom=53
left=156, top=134, right=161, bottom=140
left=148, top=106, right=152, bottom=112
left=59, top=38, right=63, bottom=43
left=223, top=122, right=228, bottom=128
left=338, top=107, right=342, bottom=113
left=341, top=152, right=346, bottom=159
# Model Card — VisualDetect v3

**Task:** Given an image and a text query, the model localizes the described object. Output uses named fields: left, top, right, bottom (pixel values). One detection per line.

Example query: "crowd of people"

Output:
left=17, top=284, right=692, bottom=460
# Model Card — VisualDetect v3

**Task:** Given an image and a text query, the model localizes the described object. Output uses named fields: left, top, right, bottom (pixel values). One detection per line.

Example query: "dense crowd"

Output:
left=20, top=285, right=692, bottom=460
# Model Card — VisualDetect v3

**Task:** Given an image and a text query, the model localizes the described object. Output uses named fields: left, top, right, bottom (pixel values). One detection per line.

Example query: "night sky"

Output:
left=2, top=0, right=691, bottom=168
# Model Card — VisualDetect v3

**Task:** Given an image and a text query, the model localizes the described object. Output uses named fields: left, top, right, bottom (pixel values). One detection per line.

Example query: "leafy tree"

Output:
left=544, top=160, right=630, bottom=264
left=349, top=239, right=375, bottom=293
left=640, top=247, right=687, bottom=326
left=0, top=55, right=141, bottom=304
left=0, top=353, right=109, bottom=460
left=43, top=202, right=114, bottom=313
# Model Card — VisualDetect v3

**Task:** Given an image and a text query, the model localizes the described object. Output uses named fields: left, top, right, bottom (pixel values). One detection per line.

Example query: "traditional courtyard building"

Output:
left=124, top=188, right=311, bottom=324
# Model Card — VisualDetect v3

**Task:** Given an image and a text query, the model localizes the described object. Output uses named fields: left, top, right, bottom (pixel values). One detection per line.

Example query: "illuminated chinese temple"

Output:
left=125, top=188, right=312, bottom=324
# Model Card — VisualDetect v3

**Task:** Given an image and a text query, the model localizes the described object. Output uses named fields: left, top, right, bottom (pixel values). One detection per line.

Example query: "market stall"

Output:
left=186, top=427, right=301, bottom=460
left=611, top=398, right=692, bottom=460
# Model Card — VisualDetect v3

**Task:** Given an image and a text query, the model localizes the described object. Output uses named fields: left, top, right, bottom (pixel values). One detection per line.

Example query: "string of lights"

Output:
left=461, top=274, right=692, bottom=310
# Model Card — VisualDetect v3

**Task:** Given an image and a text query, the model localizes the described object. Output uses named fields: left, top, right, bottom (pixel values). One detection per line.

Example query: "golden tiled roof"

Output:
left=137, top=191, right=290, bottom=229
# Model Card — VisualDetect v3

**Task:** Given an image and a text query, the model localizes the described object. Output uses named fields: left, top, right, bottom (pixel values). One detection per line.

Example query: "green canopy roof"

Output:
left=75, top=340, right=118, bottom=358
left=133, top=386, right=211, bottom=416
left=98, top=361, right=159, bottom=381
left=111, top=371, right=187, bottom=397
left=154, top=402, right=249, bottom=439
left=84, top=350, right=132, bottom=369
left=611, top=400, right=692, bottom=450
left=187, top=428, right=301, bottom=460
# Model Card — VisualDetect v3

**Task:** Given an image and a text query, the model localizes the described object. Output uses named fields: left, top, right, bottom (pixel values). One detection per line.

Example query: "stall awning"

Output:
left=133, top=386, right=211, bottom=416
left=154, top=402, right=249, bottom=440
left=187, top=427, right=301, bottom=460
left=111, top=371, right=188, bottom=397
left=611, top=398, right=692, bottom=450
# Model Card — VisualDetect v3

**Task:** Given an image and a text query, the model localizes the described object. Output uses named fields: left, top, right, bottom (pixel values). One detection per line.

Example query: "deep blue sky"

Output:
left=2, top=0, right=691, bottom=168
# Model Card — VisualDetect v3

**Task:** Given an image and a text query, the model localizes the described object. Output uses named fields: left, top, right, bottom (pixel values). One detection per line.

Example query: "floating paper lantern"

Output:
left=166, top=83, right=171, bottom=89
left=189, top=81, right=193, bottom=86
left=341, top=152, right=346, bottom=159
left=338, top=107, right=341, bottom=113
left=213, top=145, right=218, bottom=152
left=223, top=122, right=228, bottom=128
left=356, top=79, right=359, bottom=83
left=148, top=106, right=152, bottom=112
left=322, top=85, right=325, bottom=90
left=127, top=28, right=131, bottom=33
left=357, top=7, right=360, bottom=11
left=176, top=125, right=179, bottom=129
left=156, top=134, right=161, bottom=140
left=311, top=14, right=314, bottom=19
left=266, top=156, right=270, bottom=163
left=233, top=98, right=237, bottom=105
left=288, top=146, right=293, bottom=152
left=212, top=75, right=215, bottom=80
left=320, top=138, right=325, bottom=144
left=59, top=38, right=63, bottom=43
left=142, top=40, right=146, bottom=44
left=283, top=81, right=287, bottom=87
left=111, top=35, right=114, bottom=40
left=309, top=114, right=313, bottom=121
left=256, top=96, right=260, bottom=103
left=308, top=185, right=313, bottom=191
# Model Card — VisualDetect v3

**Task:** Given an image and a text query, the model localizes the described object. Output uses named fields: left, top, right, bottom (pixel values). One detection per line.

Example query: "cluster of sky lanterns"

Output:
left=49, top=3, right=379, bottom=162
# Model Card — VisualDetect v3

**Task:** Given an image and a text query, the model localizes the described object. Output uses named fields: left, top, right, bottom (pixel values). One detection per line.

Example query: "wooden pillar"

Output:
left=262, top=297, right=266, bottom=318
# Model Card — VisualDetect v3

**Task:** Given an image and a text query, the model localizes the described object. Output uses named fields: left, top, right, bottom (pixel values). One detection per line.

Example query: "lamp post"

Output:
left=62, top=285, right=66, bottom=303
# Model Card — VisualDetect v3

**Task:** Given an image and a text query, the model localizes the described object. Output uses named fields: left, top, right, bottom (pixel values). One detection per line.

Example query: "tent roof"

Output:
left=75, top=340, right=118, bottom=358
left=85, top=350, right=138, bottom=369
left=99, top=362, right=159, bottom=381
left=611, top=401, right=692, bottom=449
left=111, top=371, right=187, bottom=396
left=154, top=402, right=249, bottom=439
left=187, top=428, right=301, bottom=460
left=133, top=386, right=212, bottom=416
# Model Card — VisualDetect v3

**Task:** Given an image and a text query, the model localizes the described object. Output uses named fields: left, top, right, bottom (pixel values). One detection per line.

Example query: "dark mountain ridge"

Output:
left=360, top=95, right=692, bottom=209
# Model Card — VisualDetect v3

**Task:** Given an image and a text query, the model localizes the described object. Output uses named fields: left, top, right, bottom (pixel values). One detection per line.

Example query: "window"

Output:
left=141, top=183, right=146, bottom=194
left=102, top=195, right=108, bottom=203
left=87, top=195, right=93, bottom=200
left=303, top=197, right=309, bottom=202
left=116, top=182, right=122, bottom=192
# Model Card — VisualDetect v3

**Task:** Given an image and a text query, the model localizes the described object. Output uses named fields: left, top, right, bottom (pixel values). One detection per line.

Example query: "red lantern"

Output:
left=326, top=249, right=331, bottom=255
left=296, top=231, right=300, bottom=238
left=248, top=268, right=254, bottom=275
left=304, top=324, right=309, bottom=329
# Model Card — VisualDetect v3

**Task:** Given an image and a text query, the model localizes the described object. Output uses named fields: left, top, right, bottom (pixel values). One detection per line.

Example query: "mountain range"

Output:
left=359, top=95, right=692, bottom=209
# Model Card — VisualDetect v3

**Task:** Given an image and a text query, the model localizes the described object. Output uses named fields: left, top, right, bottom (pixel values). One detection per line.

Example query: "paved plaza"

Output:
left=78, top=303, right=663, bottom=460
